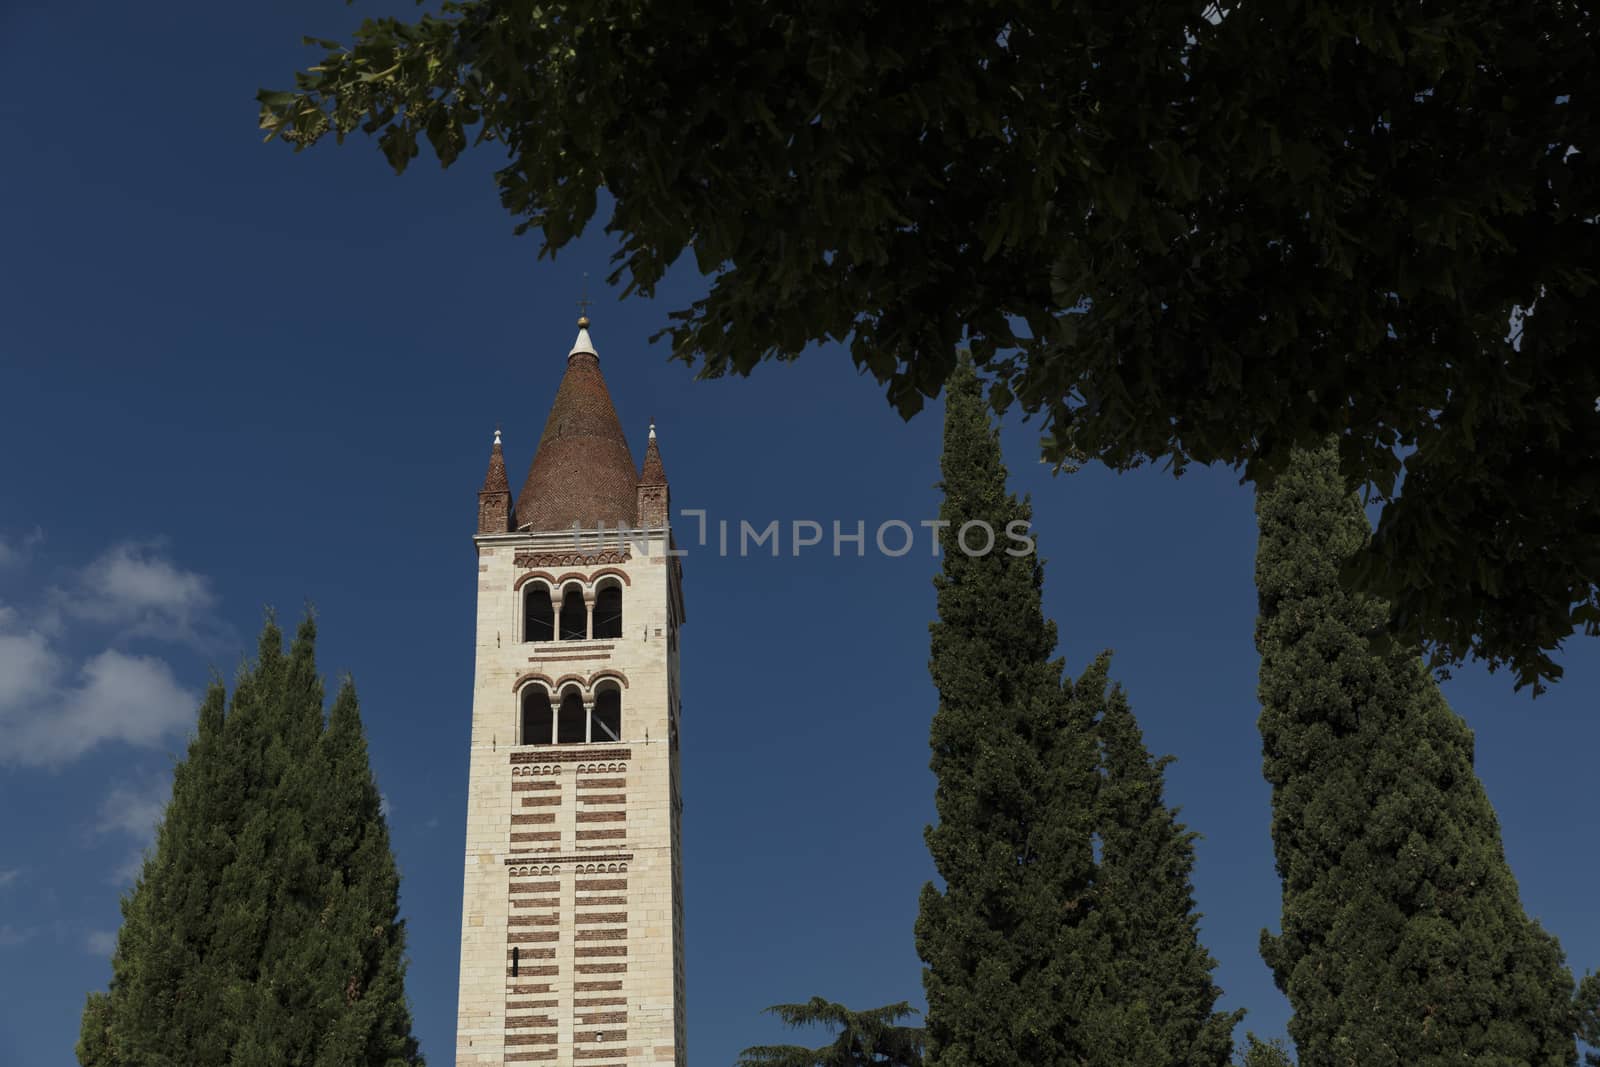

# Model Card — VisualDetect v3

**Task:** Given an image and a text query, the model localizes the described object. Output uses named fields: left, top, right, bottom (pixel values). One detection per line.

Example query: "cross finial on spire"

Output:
left=577, top=272, right=592, bottom=327
left=649, top=418, right=656, bottom=440
left=493, top=425, right=502, bottom=448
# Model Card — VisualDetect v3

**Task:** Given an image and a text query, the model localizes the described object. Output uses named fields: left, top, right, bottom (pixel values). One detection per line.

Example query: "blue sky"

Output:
left=2, top=2, right=1598, bottom=1064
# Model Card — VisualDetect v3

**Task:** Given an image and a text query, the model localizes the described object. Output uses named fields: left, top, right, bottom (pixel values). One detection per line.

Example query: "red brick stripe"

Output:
left=505, top=1033, right=558, bottom=1046
left=508, top=931, right=560, bottom=944
left=576, top=829, right=626, bottom=841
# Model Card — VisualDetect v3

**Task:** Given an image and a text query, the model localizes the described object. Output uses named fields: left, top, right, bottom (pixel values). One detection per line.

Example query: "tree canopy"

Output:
left=736, top=999, right=924, bottom=1067
left=1085, top=656, right=1242, bottom=1065
left=77, top=615, right=424, bottom=1067
left=260, top=0, right=1599, bottom=691
left=916, top=358, right=1102, bottom=1064
left=1255, top=441, right=1590, bottom=1064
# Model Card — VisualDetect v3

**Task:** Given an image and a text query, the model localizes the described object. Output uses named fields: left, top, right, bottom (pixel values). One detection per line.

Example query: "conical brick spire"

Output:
left=515, top=322, right=639, bottom=532
left=639, top=421, right=668, bottom=486
left=636, top=421, right=670, bottom=527
left=477, top=428, right=513, bottom=533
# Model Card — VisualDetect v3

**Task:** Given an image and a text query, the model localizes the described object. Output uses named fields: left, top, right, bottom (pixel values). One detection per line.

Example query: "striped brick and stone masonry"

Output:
left=457, top=320, right=686, bottom=1066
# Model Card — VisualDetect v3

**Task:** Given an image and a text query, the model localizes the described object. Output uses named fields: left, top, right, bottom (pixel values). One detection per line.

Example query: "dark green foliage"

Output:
left=1081, top=656, right=1242, bottom=1066
left=1255, top=441, right=1584, bottom=1066
left=1578, top=974, right=1600, bottom=1066
left=915, top=358, right=1100, bottom=1065
left=261, top=0, right=1600, bottom=690
left=77, top=615, right=423, bottom=1067
left=917, top=359, right=1238, bottom=1065
left=737, top=998, right=924, bottom=1067
left=1235, top=1035, right=1295, bottom=1067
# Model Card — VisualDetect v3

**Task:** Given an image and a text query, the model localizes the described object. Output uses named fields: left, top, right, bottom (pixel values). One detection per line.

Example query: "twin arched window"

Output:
left=522, top=580, right=624, bottom=643
left=520, top=683, right=623, bottom=746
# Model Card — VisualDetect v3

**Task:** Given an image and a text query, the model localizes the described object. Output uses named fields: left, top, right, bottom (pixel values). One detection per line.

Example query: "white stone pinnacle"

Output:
left=569, top=326, right=598, bottom=358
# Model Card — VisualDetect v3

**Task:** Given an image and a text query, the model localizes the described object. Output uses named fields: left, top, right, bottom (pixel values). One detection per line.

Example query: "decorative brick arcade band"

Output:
left=505, top=854, right=634, bottom=869
left=514, top=548, right=633, bottom=569
left=509, top=748, right=632, bottom=765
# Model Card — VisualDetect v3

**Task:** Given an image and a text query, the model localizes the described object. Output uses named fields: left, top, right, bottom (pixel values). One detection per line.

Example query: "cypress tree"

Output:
left=77, top=615, right=423, bottom=1066
left=78, top=680, right=233, bottom=1065
left=1255, top=440, right=1581, bottom=1065
left=915, top=356, right=1102, bottom=1065
left=1078, top=653, right=1243, bottom=1066
left=302, top=678, right=423, bottom=1065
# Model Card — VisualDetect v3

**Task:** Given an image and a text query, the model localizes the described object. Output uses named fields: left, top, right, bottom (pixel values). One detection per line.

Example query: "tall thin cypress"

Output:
left=915, top=357, right=1101, bottom=1065
left=1255, top=440, right=1580, bottom=1065
left=77, top=615, right=423, bottom=1066
left=1078, top=653, right=1243, bottom=1066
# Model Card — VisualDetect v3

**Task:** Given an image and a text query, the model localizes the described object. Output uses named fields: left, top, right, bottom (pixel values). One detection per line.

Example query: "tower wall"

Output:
left=457, top=526, right=685, bottom=1066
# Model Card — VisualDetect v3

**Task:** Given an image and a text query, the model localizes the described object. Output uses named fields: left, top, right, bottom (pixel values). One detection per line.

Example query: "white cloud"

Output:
left=0, top=527, right=43, bottom=569
left=0, top=924, right=34, bottom=948
left=58, top=542, right=219, bottom=646
left=0, top=868, right=18, bottom=888
left=0, top=626, right=62, bottom=712
left=98, top=779, right=171, bottom=840
left=0, top=540, right=218, bottom=768
left=0, top=648, right=197, bottom=767
left=110, top=850, right=149, bottom=886
left=84, top=929, right=117, bottom=956
left=95, top=776, right=171, bottom=884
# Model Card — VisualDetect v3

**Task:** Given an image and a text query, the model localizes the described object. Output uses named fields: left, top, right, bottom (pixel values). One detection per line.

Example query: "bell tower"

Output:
left=456, top=317, right=686, bottom=1066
